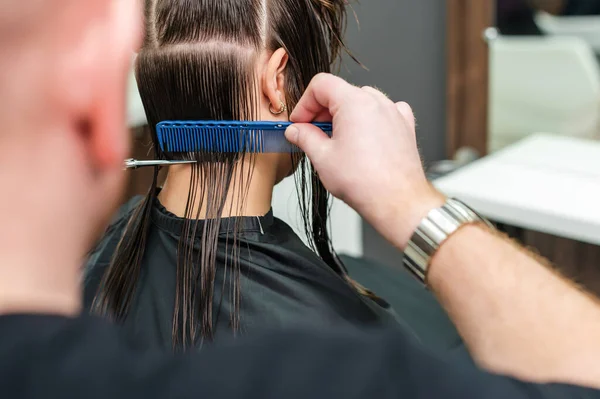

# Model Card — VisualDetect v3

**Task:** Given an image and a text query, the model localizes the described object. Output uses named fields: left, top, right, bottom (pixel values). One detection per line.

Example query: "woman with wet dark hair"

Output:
left=84, top=0, right=399, bottom=351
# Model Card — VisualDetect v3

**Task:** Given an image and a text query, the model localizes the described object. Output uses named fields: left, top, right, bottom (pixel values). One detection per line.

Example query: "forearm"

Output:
left=428, top=224, right=600, bottom=388
left=286, top=73, right=600, bottom=387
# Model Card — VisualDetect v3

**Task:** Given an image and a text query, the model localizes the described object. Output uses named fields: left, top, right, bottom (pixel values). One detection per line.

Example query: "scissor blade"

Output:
left=124, top=159, right=197, bottom=169
left=139, top=160, right=197, bottom=166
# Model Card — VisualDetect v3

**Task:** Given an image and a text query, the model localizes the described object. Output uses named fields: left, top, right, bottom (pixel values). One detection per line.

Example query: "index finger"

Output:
left=289, top=73, right=359, bottom=123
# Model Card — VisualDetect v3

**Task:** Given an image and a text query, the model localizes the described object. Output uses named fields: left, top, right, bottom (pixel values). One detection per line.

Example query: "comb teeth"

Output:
left=156, top=121, right=332, bottom=154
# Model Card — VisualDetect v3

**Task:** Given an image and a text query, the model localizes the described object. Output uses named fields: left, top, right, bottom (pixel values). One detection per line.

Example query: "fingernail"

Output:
left=285, top=126, right=299, bottom=143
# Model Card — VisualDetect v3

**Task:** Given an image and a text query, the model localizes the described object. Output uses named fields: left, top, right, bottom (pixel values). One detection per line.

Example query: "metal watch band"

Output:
left=403, top=198, right=492, bottom=282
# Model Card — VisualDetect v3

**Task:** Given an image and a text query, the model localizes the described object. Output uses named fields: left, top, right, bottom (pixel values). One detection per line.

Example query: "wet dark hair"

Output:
left=93, top=0, right=372, bottom=349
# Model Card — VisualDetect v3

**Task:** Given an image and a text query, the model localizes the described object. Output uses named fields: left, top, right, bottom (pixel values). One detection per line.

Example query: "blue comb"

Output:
left=156, top=121, right=332, bottom=153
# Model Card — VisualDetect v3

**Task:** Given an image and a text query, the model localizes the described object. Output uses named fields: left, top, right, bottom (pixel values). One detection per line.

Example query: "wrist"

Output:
left=405, top=185, right=447, bottom=247
left=385, top=183, right=446, bottom=251
left=403, top=198, right=494, bottom=284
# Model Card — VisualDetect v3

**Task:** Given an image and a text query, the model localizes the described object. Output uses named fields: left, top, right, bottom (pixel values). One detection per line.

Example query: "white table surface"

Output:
left=434, top=133, right=600, bottom=245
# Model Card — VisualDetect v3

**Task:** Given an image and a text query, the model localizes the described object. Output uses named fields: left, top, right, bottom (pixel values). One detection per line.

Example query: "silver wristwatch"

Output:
left=403, top=198, right=493, bottom=283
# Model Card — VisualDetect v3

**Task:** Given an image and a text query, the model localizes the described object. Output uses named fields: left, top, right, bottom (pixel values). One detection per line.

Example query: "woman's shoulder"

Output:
left=87, top=196, right=143, bottom=263
left=266, top=217, right=315, bottom=250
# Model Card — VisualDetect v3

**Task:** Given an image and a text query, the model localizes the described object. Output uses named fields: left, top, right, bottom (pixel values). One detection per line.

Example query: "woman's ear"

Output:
left=262, top=48, right=289, bottom=114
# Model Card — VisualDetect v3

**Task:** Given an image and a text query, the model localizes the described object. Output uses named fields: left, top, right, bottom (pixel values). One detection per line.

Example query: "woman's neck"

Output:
left=158, top=157, right=277, bottom=218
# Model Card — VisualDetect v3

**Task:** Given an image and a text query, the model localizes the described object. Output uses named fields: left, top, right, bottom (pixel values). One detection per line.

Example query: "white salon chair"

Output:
left=488, top=36, right=600, bottom=152
left=535, top=11, right=600, bottom=54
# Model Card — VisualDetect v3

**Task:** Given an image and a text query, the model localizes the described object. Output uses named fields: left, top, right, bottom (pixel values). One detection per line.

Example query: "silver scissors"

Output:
left=124, top=158, right=197, bottom=170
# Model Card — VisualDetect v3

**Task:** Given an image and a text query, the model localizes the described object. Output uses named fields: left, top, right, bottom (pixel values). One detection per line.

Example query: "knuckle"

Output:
left=361, top=86, right=378, bottom=97
left=313, top=72, right=331, bottom=85
left=358, top=90, right=375, bottom=102
left=385, top=101, right=398, bottom=115
left=362, top=85, right=389, bottom=100
left=398, top=101, right=413, bottom=114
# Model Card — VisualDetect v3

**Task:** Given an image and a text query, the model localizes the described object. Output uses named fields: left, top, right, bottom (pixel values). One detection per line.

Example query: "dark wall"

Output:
left=338, top=1, right=447, bottom=266
left=340, top=0, right=447, bottom=163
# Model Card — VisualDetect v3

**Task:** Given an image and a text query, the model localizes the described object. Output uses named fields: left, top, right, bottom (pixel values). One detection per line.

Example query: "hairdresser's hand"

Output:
left=286, top=74, right=445, bottom=250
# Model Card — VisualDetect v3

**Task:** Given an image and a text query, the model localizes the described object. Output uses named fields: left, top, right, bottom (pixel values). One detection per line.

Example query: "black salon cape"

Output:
left=1, top=314, right=598, bottom=399
left=84, top=197, right=401, bottom=349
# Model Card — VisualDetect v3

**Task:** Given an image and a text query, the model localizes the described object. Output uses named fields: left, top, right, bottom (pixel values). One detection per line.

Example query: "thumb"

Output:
left=285, top=123, right=331, bottom=163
